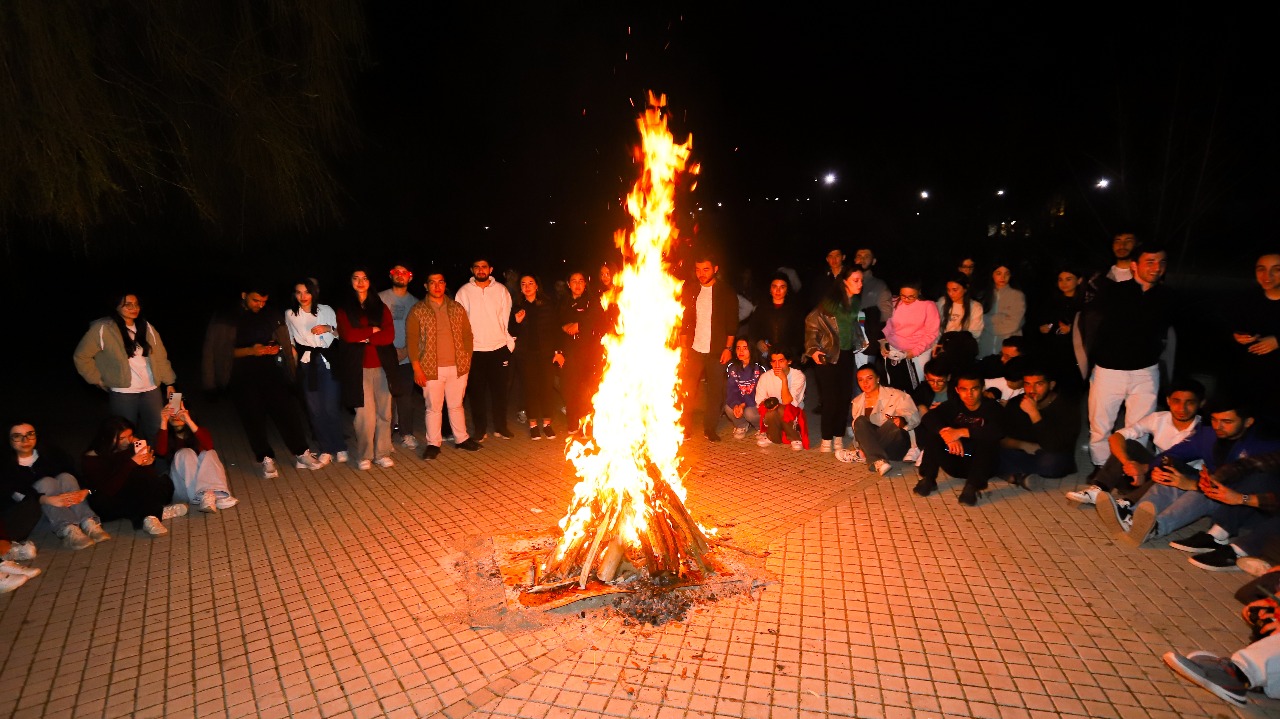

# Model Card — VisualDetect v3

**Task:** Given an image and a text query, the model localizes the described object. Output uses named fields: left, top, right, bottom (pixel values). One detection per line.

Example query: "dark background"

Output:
left=4, top=2, right=1272, bottom=421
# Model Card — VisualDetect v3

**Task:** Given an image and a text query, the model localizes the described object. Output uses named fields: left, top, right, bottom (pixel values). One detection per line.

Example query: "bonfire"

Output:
left=543, top=92, right=714, bottom=589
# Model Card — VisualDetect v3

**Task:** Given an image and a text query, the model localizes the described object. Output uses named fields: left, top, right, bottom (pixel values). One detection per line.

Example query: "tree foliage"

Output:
left=0, top=0, right=368, bottom=248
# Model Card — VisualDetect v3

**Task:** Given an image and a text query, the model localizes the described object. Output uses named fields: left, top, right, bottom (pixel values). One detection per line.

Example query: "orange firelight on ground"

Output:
left=547, top=92, right=713, bottom=587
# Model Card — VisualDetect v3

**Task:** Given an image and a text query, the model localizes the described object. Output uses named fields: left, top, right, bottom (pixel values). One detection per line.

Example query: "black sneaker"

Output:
left=913, top=479, right=937, bottom=497
left=1188, top=545, right=1242, bottom=572
left=542, top=424, right=556, bottom=439
left=455, top=438, right=482, bottom=451
left=1169, top=531, right=1228, bottom=554
left=1162, top=651, right=1249, bottom=706
left=958, top=487, right=979, bottom=506
left=705, top=431, right=722, bottom=442
left=420, top=445, right=441, bottom=460
left=529, top=426, right=541, bottom=441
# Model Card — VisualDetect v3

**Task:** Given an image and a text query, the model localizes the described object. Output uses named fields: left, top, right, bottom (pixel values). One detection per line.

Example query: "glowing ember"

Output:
left=545, top=92, right=713, bottom=589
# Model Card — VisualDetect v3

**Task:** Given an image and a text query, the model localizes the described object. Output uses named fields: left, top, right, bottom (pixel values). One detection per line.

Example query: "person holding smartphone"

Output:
left=154, top=404, right=237, bottom=514
left=803, top=267, right=866, bottom=452
left=81, top=417, right=183, bottom=537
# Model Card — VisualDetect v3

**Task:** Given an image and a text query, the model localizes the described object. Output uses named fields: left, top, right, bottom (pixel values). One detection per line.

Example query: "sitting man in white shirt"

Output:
left=836, top=367, right=921, bottom=475
left=755, top=348, right=808, bottom=450
left=1066, top=377, right=1204, bottom=505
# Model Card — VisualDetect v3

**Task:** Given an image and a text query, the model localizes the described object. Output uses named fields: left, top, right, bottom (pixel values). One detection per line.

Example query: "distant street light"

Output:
left=996, top=189, right=1005, bottom=196
left=920, top=190, right=929, bottom=200
left=1096, top=178, right=1110, bottom=189
left=823, top=173, right=837, bottom=185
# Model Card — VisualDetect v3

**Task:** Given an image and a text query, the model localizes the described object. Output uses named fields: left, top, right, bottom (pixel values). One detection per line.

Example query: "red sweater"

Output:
left=154, top=427, right=215, bottom=457
left=337, top=305, right=394, bottom=368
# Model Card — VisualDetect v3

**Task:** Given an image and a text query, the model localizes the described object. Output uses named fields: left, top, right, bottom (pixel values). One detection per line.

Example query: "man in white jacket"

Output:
left=455, top=257, right=516, bottom=440
left=836, top=367, right=921, bottom=475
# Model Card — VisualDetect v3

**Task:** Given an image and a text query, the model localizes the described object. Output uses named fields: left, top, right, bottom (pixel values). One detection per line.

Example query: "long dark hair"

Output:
left=289, top=277, right=322, bottom=317
left=940, top=274, right=972, bottom=330
left=4, top=419, right=35, bottom=464
left=341, top=267, right=387, bottom=327
left=516, top=274, right=547, bottom=306
left=822, top=267, right=861, bottom=312
left=111, top=293, right=151, bottom=357
left=88, top=416, right=135, bottom=457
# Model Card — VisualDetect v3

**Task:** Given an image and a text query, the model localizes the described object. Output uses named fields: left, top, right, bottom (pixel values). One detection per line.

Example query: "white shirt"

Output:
left=456, top=279, right=514, bottom=352
left=755, top=369, right=806, bottom=410
left=1117, top=411, right=1201, bottom=453
left=117, top=325, right=157, bottom=394
left=1107, top=264, right=1134, bottom=283
left=286, top=305, right=338, bottom=367
left=850, top=386, right=921, bottom=431
left=693, top=284, right=714, bottom=354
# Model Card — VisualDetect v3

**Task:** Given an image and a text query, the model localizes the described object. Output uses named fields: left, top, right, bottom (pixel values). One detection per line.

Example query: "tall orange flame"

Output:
left=547, top=92, right=711, bottom=586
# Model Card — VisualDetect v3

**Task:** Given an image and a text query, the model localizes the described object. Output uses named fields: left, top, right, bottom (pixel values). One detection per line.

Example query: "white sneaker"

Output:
left=819, top=439, right=833, bottom=453
left=0, top=573, right=29, bottom=594
left=757, top=435, right=773, bottom=448
left=790, top=440, right=804, bottom=451
left=0, top=560, right=41, bottom=578
left=295, top=451, right=324, bottom=470
left=81, top=519, right=111, bottom=543
left=374, top=456, right=395, bottom=469
left=335, top=451, right=349, bottom=463
left=316, top=453, right=334, bottom=467
left=162, top=503, right=188, bottom=520
left=1238, top=556, right=1274, bottom=577
left=874, top=459, right=892, bottom=476
left=197, top=493, right=218, bottom=513
left=902, top=447, right=922, bottom=464
left=260, top=457, right=279, bottom=479
left=732, top=427, right=749, bottom=440
left=834, top=448, right=859, bottom=464
left=60, top=525, right=94, bottom=550
left=214, top=496, right=239, bottom=510
left=141, top=516, right=168, bottom=536
left=357, top=459, right=373, bottom=470
left=1, top=541, right=36, bottom=561
left=1065, top=485, right=1103, bottom=505
left=401, top=435, right=420, bottom=450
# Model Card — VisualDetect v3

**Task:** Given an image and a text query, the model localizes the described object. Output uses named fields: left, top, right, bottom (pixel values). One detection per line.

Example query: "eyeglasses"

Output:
left=898, top=293, right=919, bottom=301
left=10, top=431, right=36, bottom=441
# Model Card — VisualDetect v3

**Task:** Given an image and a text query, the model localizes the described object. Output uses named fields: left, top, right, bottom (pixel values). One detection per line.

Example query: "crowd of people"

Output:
left=4, top=236, right=1280, bottom=706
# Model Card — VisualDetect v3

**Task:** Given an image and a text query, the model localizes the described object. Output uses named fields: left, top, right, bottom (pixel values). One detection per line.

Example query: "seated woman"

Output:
left=881, top=280, right=941, bottom=390
left=82, top=417, right=180, bottom=537
left=154, top=405, right=237, bottom=514
left=724, top=338, right=766, bottom=440
left=3, top=421, right=110, bottom=551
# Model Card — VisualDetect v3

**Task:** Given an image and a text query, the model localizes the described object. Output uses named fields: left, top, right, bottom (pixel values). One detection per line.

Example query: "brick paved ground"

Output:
left=2, top=395, right=1277, bottom=719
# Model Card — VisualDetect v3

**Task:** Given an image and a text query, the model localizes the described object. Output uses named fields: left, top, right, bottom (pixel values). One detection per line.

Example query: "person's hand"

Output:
left=553, top=352, right=565, bottom=368
left=880, top=346, right=890, bottom=358
left=939, top=427, right=964, bottom=445
left=1039, top=323, right=1053, bottom=334
left=720, top=348, right=732, bottom=364
left=413, top=367, right=427, bottom=387
left=176, top=408, right=192, bottom=424
left=371, top=326, right=381, bottom=333
left=1235, top=332, right=1260, bottom=346
left=42, top=489, right=91, bottom=508
left=132, top=448, right=155, bottom=466
left=904, top=350, right=915, bottom=360
left=773, top=366, right=788, bottom=379
left=889, top=416, right=905, bottom=429
left=1057, top=321, right=1071, bottom=334
left=253, top=344, right=278, bottom=356
left=1019, top=394, right=1038, bottom=417
left=1249, top=336, right=1279, bottom=355
left=811, top=350, right=826, bottom=365
left=1020, top=441, right=1041, bottom=456
left=311, top=324, right=332, bottom=335
left=515, top=309, right=527, bottom=324
left=1199, top=469, right=1245, bottom=504
left=1151, top=464, right=1195, bottom=489
left=945, top=440, right=965, bottom=456
left=160, top=406, right=174, bottom=425
left=1121, top=459, right=1147, bottom=479
left=732, top=404, right=744, bottom=419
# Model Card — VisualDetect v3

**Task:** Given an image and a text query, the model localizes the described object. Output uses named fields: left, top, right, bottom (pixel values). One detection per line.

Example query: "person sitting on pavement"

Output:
left=81, top=416, right=184, bottom=537
left=983, top=355, right=1028, bottom=405
left=1102, top=399, right=1280, bottom=548
left=913, top=368, right=1005, bottom=506
left=3, top=421, right=110, bottom=551
left=1066, top=377, right=1204, bottom=506
left=724, top=338, right=766, bottom=441
left=835, top=367, right=920, bottom=475
left=911, top=359, right=951, bottom=417
left=756, top=347, right=807, bottom=450
left=996, top=366, right=1080, bottom=490
left=154, top=403, right=238, bottom=514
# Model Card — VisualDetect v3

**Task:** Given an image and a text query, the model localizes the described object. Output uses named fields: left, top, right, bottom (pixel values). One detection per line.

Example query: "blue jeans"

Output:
left=108, top=388, right=164, bottom=441
left=32, top=473, right=99, bottom=534
left=723, top=404, right=761, bottom=431
left=302, top=360, right=347, bottom=454
left=997, top=448, right=1076, bottom=479
left=1142, top=483, right=1215, bottom=539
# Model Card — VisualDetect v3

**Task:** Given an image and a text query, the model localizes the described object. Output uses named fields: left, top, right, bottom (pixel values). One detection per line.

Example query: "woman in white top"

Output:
left=286, top=278, right=347, bottom=464
left=937, top=274, right=985, bottom=339
left=979, top=263, right=1026, bottom=356
left=73, top=293, right=176, bottom=441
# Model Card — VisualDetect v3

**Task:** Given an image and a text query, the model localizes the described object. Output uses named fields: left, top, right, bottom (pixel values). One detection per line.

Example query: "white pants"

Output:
left=354, top=367, right=393, bottom=462
left=1087, top=364, right=1159, bottom=465
left=1236, top=631, right=1280, bottom=698
left=170, top=448, right=232, bottom=504
left=424, top=366, right=470, bottom=446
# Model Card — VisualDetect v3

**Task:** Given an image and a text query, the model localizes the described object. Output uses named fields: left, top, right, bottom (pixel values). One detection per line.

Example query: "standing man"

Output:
left=810, top=246, right=846, bottom=308
left=1085, top=245, right=1175, bottom=470
left=202, top=282, right=324, bottom=478
left=407, top=272, right=480, bottom=458
left=455, top=256, right=516, bottom=441
left=379, top=263, right=422, bottom=450
left=1228, top=252, right=1280, bottom=428
left=680, top=253, right=737, bottom=441
left=854, top=246, right=893, bottom=368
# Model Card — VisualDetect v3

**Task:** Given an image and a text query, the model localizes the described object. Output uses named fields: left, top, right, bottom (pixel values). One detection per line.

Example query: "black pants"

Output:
left=388, top=362, right=421, bottom=437
left=0, top=494, right=42, bottom=543
left=561, top=348, right=598, bottom=430
left=918, top=420, right=997, bottom=490
left=466, top=347, right=513, bottom=435
left=88, top=469, right=173, bottom=529
left=852, top=416, right=910, bottom=463
left=681, top=349, right=726, bottom=436
left=231, top=371, right=310, bottom=461
left=1094, top=439, right=1152, bottom=497
left=815, top=361, right=855, bottom=441
left=516, top=353, right=556, bottom=423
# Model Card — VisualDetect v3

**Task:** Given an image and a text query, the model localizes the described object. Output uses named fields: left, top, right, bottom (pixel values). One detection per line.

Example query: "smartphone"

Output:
left=134, top=439, right=147, bottom=455
left=168, top=392, right=183, bottom=414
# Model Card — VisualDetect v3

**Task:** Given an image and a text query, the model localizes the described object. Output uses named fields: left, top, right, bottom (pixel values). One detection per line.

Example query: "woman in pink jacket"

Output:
left=880, top=280, right=940, bottom=390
